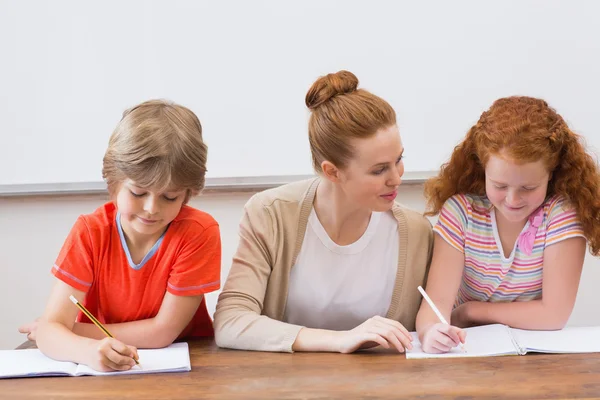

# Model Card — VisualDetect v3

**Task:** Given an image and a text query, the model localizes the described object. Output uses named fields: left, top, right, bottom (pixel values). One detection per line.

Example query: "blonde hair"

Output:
left=102, top=99, right=207, bottom=202
left=305, top=70, right=397, bottom=173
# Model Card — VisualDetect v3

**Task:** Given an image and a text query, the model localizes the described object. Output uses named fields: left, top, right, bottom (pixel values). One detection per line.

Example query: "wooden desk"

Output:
left=3, top=339, right=600, bottom=399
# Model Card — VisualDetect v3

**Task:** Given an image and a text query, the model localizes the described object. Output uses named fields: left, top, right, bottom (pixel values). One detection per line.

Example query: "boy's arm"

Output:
left=36, top=280, right=95, bottom=363
left=456, top=237, right=586, bottom=329
left=71, top=221, right=219, bottom=348
left=36, top=279, right=138, bottom=371
left=72, top=292, right=203, bottom=348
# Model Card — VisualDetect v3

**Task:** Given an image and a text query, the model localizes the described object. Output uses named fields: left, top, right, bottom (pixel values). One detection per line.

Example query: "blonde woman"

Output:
left=215, top=71, right=433, bottom=353
left=20, top=100, right=221, bottom=371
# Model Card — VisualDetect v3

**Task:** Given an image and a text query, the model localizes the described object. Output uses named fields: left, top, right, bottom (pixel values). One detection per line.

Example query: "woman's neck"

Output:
left=313, top=180, right=373, bottom=246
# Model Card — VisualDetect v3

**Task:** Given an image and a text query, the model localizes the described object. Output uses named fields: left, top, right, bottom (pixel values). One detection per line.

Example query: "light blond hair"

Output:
left=102, top=99, right=207, bottom=202
left=305, top=70, right=397, bottom=173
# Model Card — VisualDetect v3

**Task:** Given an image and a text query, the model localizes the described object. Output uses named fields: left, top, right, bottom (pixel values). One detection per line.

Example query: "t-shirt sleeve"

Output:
left=51, top=216, right=95, bottom=292
left=545, top=197, right=585, bottom=248
left=433, top=194, right=469, bottom=253
left=168, top=223, right=222, bottom=296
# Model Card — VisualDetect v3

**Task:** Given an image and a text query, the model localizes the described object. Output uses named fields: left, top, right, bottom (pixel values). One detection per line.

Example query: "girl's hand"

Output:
left=337, top=316, right=413, bottom=354
left=421, top=323, right=466, bottom=353
left=85, top=337, right=139, bottom=372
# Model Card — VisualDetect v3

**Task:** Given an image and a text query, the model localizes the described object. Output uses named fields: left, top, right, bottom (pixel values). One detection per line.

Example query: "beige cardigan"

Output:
left=214, top=178, right=433, bottom=352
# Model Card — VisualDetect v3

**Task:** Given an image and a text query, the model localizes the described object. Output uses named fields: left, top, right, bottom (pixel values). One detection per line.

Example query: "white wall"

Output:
left=2, top=0, right=600, bottom=186
left=1, top=185, right=599, bottom=350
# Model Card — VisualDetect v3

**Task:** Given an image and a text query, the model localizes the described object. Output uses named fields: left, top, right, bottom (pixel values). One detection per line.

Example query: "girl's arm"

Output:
left=454, top=237, right=586, bottom=329
left=72, top=292, right=203, bottom=348
left=415, top=235, right=467, bottom=352
left=36, top=279, right=138, bottom=371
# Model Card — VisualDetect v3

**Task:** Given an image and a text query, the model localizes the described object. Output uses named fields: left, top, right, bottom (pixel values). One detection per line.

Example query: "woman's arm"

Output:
left=214, top=199, right=307, bottom=352
left=293, top=316, right=413, bottom=353
left=214, top=198, right=414, bottom=353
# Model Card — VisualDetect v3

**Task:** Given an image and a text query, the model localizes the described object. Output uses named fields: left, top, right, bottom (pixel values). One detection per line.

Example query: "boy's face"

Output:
left=115, top=179, right=186, bottom=242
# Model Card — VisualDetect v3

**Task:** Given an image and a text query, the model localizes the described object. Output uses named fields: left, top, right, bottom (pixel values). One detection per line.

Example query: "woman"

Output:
left=214, top=70, right=432, bottom=353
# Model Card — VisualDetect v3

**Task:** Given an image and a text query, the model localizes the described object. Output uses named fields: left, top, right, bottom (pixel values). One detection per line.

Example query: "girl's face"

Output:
left=485, top=152, right=551, bottom=224
left=334, top=125, right=405, bottom=212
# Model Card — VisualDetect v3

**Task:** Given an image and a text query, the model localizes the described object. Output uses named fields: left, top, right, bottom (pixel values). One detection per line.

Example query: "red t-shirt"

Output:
left=51, top=202, right=221, bottom=338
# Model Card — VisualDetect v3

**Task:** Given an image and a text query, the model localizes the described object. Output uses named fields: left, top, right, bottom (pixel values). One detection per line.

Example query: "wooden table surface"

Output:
left=2, top=339, right=600, bottom=399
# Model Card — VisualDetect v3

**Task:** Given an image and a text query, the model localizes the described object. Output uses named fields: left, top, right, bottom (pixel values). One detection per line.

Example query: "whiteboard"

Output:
left=1, top=0, right=599, bottom=188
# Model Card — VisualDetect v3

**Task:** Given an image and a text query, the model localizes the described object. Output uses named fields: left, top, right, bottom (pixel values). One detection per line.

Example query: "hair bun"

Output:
left=305, top=70, right=359, bottom=110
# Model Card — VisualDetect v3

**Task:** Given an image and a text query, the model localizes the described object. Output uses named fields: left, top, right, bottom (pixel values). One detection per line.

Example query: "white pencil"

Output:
left=417, top=286, right=466, bottom=351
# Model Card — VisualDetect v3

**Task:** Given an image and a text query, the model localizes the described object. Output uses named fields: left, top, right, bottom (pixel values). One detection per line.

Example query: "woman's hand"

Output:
left=337, top=316, right=414, bottom=354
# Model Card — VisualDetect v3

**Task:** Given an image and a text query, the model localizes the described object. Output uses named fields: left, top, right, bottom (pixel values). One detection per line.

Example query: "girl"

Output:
left=416, top=96, right=600, bottom=353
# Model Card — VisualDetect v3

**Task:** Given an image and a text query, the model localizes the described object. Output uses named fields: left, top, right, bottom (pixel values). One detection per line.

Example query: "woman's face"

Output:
left=335, top=125, right=405, bottom=212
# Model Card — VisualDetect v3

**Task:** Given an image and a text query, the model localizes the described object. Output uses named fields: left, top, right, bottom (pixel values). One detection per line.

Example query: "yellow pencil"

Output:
left=69, top=295, right=140, bottom=366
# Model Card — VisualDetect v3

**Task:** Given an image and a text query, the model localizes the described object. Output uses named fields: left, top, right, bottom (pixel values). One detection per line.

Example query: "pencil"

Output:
left=417, top=286, right=466, bottom=351
left=69, top=295, right=140, bottom=365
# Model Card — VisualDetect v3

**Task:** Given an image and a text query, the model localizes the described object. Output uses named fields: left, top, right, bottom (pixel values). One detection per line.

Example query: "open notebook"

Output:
left=0, top=342, right=191, bottom=379
left=406, top=324, right=600, bottom=359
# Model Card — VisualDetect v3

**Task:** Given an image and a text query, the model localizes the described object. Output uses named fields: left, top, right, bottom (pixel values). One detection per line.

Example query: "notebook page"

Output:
left=511, top=326, right=600, bottom=354
left=0, top=349, right=77, bottom=379
left=74, top=342, right=191, bottom=376
left=406, top=324, right=518, bottom=359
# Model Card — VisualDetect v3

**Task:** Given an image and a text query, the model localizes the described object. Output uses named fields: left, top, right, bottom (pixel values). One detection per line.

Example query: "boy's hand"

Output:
left=18, top=318, right=41, bottom=341
left=86, top=337, right=139, bottom=372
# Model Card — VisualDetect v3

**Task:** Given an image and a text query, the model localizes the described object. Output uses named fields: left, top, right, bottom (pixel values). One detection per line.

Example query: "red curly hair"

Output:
left=425, top=96, right=600, bottom=255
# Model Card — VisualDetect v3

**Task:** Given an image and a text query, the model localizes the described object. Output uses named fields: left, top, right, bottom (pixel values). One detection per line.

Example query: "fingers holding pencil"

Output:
left=417, top=286, right=467, bottom=354
left=422, top=323, right=466, bottom=354
left=93, top=337, right=139, bottom=372
left=69, top=294, right=141, bottom=370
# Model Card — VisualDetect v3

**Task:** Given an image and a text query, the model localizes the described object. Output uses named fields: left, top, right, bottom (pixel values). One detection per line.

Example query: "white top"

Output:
left=284, top=209, right=399, bottom=330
